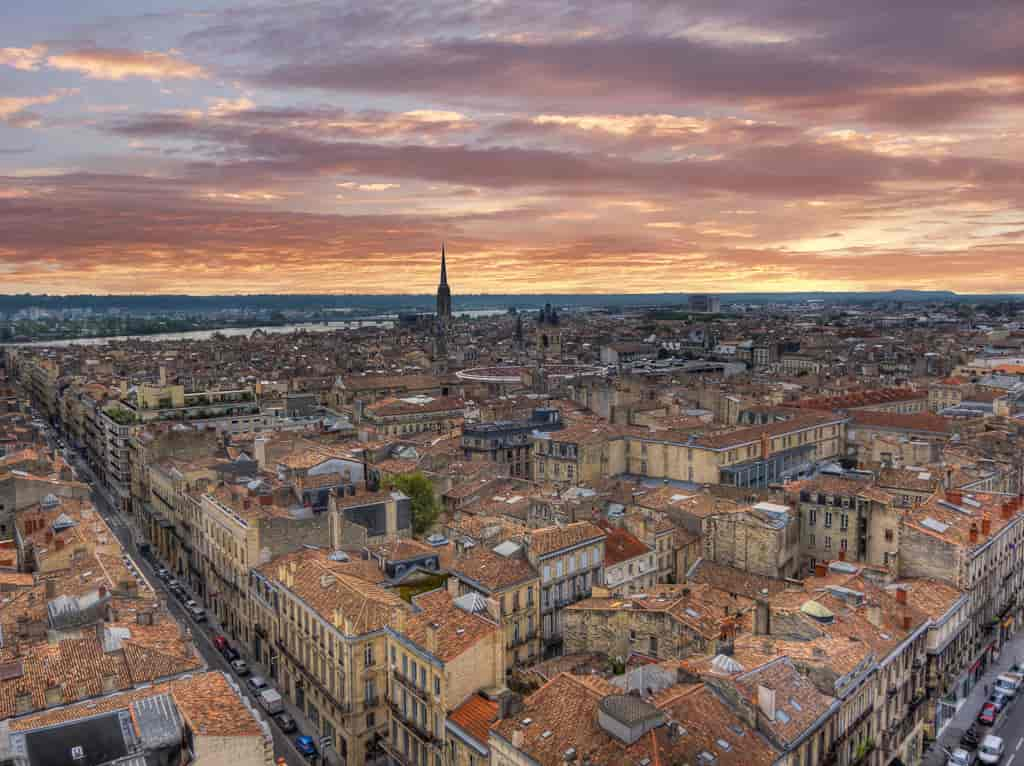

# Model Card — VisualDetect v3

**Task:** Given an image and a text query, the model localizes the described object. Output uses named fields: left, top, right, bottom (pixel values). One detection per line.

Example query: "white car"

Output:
left=948, top=748, right=977, bottom=766
left=994, top=675, right=1019, bottom=697
left=978, top=735, right=1004, bottom=765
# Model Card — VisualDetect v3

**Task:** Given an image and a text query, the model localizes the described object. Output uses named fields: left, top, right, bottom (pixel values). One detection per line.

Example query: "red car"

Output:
left=213, top=635, right=228, bottom=652
left=977, top=702, right=997, bottom=726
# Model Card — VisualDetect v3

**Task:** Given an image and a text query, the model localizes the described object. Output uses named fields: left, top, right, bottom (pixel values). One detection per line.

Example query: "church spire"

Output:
left=436, top=242, right=452, bottom=321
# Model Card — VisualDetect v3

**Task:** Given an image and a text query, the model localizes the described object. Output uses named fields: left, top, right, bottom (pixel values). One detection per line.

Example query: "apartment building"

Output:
left=461, top=407, right=562, bottom=479
left=523, top=521, right=606, bottom=657
left=448, top=541, right=542, bottom=672
left=249, top=548, right=406, bottom=765
left=787, top=476, right=901, bottom=571
left=597, top=521, right=657, bottom=595
left=701, top=501, right=801, bottom=579
left=384, top=589, right=506, bottom=766
left=900, top=491, right=1024, bottom=678
left=564, top=582, right=749, bottom=661
left=357, top=396, right=464, bottom=438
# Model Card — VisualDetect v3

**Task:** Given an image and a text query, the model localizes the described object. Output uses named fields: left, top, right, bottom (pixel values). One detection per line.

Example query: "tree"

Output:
left=388, top=472, right=439, bottom=535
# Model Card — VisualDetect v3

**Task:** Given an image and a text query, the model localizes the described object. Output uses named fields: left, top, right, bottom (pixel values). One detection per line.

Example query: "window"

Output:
left=824, top=536, right=832, bottom=550
left=434, top=676, right=441, bottom=696
left=840, top=539, right=847, bottom=552
left=840, top=514, right=849, bottom=531
left=885, top=529, right=894, bottom=542
left=809, top=534, right=815, bottom=547
left=824, top=512, right=833, bottom=528
left=543, top=565, right=551, bottom=582
left=364, top=645, right=374, bottom=667
left=367, top=712, right=376, bottom=729
left=809, top=509, right=817, bottom=526
left=556, top=560, right=563, bottom=578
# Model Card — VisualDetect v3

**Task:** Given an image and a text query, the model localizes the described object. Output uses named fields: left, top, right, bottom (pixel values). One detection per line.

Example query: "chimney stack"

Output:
left=981, top=513, right=992, bottom=536
left=947, top=490, right=962, bottom=505
left=969, top=523, right=979, bottom=544
left=754, top=597, right=771, bottom=636
left=838, top=549, right=846, bottom=562
left=814, top=562, right=827, bottom=578
left=45, top=579, right=57, bottom=600
left=867, top=602, right=882, bottom=627
left=895, top=587, right=907, bottom=605
left=902, top=614, right=912, bottom=631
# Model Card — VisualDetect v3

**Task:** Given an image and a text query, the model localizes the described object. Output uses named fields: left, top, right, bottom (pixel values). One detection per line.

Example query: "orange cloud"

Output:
left=47, top=49, right=206, bottom=80
left=0, top=44, right=47, bottom=71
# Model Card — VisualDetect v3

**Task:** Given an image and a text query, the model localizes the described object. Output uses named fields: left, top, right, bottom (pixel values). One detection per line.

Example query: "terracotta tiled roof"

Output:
left=402, top=588, right=499, bottom=662
left=528, top=521, right=605, bottom=557
left=448, top=693, right=498, bottom=747
left=596, top=522, right=651, bottom=566
left=849, top=410, right=953, bottom=433
left=450, top=546, right=538, bottom=593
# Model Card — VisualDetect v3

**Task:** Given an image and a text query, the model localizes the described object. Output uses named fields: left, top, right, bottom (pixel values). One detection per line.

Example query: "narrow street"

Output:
left=924, top=630, right=1024, bottom=766
left=41, top=420, right=311, bottom=766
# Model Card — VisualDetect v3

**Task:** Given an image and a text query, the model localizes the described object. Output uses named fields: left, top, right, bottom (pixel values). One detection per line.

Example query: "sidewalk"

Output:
left=204, top=610, right=345, bottom=766
left=923, top=631, right=1024, bottom=766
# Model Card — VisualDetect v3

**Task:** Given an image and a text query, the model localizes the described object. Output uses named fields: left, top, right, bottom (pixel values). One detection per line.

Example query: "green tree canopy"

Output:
left=388, top=472, right=440, bottom=535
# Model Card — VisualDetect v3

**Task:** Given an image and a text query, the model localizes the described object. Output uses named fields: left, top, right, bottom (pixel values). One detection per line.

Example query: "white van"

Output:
left=259, top=688, right=283, bottom=715
left=978, top=735, right=1004, bottom=765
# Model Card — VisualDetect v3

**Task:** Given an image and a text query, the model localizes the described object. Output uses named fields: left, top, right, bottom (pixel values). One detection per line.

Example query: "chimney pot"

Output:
left=814, top=562, right=827, bottom=578
left=902, top=614, right=912, bottom=631
left=895, top=588, right=907, bottom=605
left=969, top=523, right=979, bottom=544
left=981, top=514, right=992, bottom=536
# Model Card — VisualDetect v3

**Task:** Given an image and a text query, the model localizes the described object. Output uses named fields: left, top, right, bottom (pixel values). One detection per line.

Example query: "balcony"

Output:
left=507, top=631, right=538, bottom=649
left=388, top=701, right=439, bottom=745
left=392, top=669, right=428, bottom=701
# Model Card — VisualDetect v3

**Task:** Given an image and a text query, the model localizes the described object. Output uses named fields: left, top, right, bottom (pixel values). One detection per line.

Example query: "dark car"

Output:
left=961, top=726, right=981, bottom=750
left=295, top=735, right=317, bottom=759
left=275, top=712, right=297, bottom=733
left=977, top=702, right=997, bottom=727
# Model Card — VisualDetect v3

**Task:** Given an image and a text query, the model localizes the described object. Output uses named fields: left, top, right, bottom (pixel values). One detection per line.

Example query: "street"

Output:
left=924, top=629, right=1024, bottom=766
left=38, top=418, right=309, bottom=766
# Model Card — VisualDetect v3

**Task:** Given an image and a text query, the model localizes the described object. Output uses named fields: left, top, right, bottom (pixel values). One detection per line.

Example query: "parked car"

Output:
left=978, top=735, right=1004, bottom=765
left=213, top=635, right=229, bottom=652
left=156, top=568, right=170, bottom=580
left=275, top=712, right=297, bottom=733
left=977, top=703, right=998, bottom=727
left=989, top=691, right=1011, bottom=714
left=961, top=725, right=981, bottom=750
left=230, top=658, right=250, bottom=676
left=184, top=599, right=198, bottom=609
left=948, top=747, right=977, bottom=766
left=295, top=735, right=317, bottom=759
left=994, top=674, right=1020, bottom=697
left=247, top=675, right=269, bottom=692
left=260, top=689, right=283, bottom=715
left=166, top=578, right=180, bottom=589
left=186, top=605, right=206, bottom=622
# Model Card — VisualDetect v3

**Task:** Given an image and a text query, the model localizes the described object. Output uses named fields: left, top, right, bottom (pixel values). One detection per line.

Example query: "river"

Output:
left=4, top=309, right=510, bottom=348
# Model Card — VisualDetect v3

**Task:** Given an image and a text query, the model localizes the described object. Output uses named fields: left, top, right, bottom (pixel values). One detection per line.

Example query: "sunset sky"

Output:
left=1, top=1, right=1023, bottom=295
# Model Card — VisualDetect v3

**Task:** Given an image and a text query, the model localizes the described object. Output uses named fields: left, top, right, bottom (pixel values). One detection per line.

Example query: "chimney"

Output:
left=902, top=613, right=912, bottom=631
left=866, top=602, right=881, bottom=627
left=838, top=549, right=846, bottom=562
left=981, top=513, right=992, bottom=536
left=814, top=562, right=827, bottom=578
left=1003, top=501, right=1013, bottom=520
left=947, top=490, right=962, bottom=505
left=426, top=622, right=439, bottom=655
left=45, top=579, right=57, bottom=600
left=55, top=537, right=65, bottom=551
left=969, top=523, right=979, bottom=544
left=754, top=597, right=771, bottom=636
left=895, top=587, right=907, bottom=605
